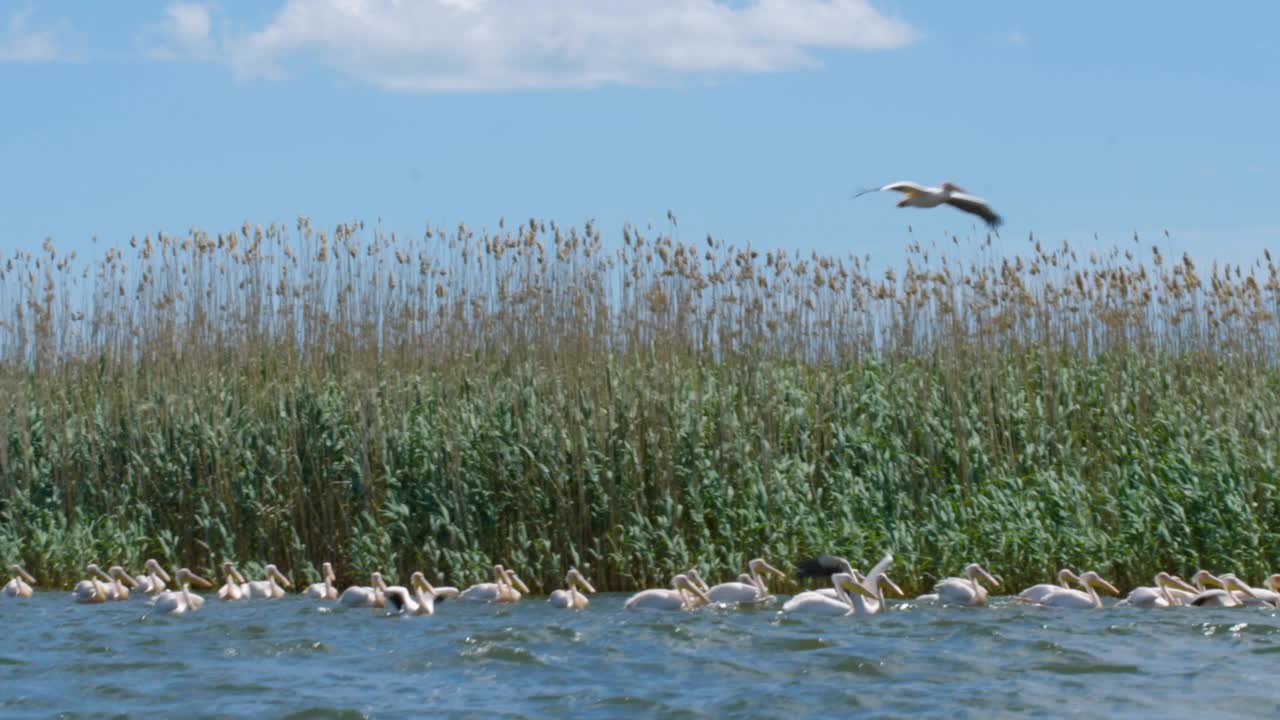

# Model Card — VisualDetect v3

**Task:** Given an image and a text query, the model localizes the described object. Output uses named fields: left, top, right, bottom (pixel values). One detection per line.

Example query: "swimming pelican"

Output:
left=74, top=564, right=123, bottom=604
left=782, top=572, right=880, bottom=616
left=1160, top=569, right=1213, bottom=606
left=304, top=562, right=338, bottom=600
left=1190, top=573, right=1260, bottom=608
left=218, top=562, right=249, bottom=601
left=549, top=568, right=596, bottom=609
left=3, top=565, right=36, bottom=598
left=241, top=564, right=292, bottom=599
left=339, top=572, right=388, bottom=608
left=625, top=573, right=712, bottom=611
left=706, top=558, right=788, bottom=605
left=917, top=563, right=999, bottom=606
left=1116, top=572, right=1198, bottom=608
left=1035, top=571, right=1120, bottom=609
left=1018, top=569, right=1081, bottom=603
left=383, top=572, right=436, bottom=616
left=1214, top=573, right=1280, bottom=606
left=459, top=565, right=530, bottom=603
left=133, top=559, right=172, bottom=595
left=151, top=568, right=214, bottom=615
left=854, top=181, right=1003, bottom=228
left=95, top=566, right=138, bottom=601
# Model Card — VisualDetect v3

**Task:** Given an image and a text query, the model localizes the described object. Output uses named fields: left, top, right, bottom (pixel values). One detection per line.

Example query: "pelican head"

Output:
left=940, top=182, right=967, bottom=193
left=10, top=565, right=36, bottom=584
left=1189, top=569, right=1214, bottom=589
left=671, top=573, right=711, bottom=606
left=107, top=566, right=139, bottom=587
left=832, top=572, right=880, bottom=601
left=566, top=568, right=596, bottom=594
left=1265, top=574, right=1280, bottom=593
left=321, top=562, right=336, bottom=582
left=176, top=568, right=213, bottom=589
left=878, top=573, right=905, bottom=596
left=1078, top=571, right=1119, bottom=595
left=504, top=569, right=531, bottom=595
left=264, top=564, right=293, bottom=588
left=1154, top=572, right=1197, bottom=593
left=144, top=559, right=171, bottom=582
left=1216, top=573, right=1260, bottom=600
left=686, top=568, right=709, bottom=592
left=965, top=563, right=1000, bottom=587
left=1056, top=568, right=1081, bottom=585
left=371, top=571, right=388, bottom=590
left=747, top=558, right=787, bottom=581
left=86, top=563, right=110, bottom=580
left=222, top=561, right=248, bottom=584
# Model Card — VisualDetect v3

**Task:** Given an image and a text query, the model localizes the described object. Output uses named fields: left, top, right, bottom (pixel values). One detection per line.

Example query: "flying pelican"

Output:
left=218, top=562, right=249, bottom=601
left=304, top=562, right=338, bottom=600
left=1018, top=569, right=1081, bottom=603
left=625, top=573, right=711, bottom=611
left=3, top=565, right=36, bottom=598
left=383, top=572, right=436, bottom=616
left=549, top=568, right=596, bottom=609
left=151, top=568, right=214, bottom=615
left=782, top=572, right=881, bottom=616
left=133, top=559, right=172, bottom=595
left=339, top=572, right=388, bottom=608
left=1190, top=573, right=1261, bottom=608
left=241, top=564, right=292, bottom=599
left=706, top=558, right=788, bottom=605
left=854, top=181, right=1002, bottom=229
left=74, top=568, right=112, bottom=604
left=459, top=565, right=530, bottom=603
left=1116, top=572, right=1199, bottom=608
left=917, top=563, right=1000, bottom=606
left=1035, top=571, right=1120, bottom=608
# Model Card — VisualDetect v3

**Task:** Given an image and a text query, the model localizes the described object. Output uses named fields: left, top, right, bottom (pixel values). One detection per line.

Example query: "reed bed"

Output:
left=2, top=218, right=1278, bottom=593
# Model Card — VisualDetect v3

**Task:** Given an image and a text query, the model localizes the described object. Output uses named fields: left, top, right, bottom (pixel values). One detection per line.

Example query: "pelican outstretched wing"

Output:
left=853, top=181, right=928, bottom=199
left=794, top=555, right=849, bottom=580
left=945, top=193, right=1002, bottom=228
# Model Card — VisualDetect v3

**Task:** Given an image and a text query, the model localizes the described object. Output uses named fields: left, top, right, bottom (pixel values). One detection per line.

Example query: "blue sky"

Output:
left=2, top=1, right=1277, bottom=266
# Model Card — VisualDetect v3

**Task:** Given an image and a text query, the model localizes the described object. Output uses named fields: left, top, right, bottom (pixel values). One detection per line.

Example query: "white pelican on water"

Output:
left=459, top=565, right=531, bottom=603
left=790, top=555, right=901, bottom=610
left=1190, top=573, right=1260, bottom=608
left=625, top=573, right=712, bottom=611
left=151, top=568, right=214, bottom=615
left=705, top=558, right=788, bottom=605
left=241, top=564, right=293, bottom=599
left=1017, top=569, right=1080, bottom=603
left=74, top=565, right=137, bottom=602
left=549, top=568, right=596, bottom=609
left=133, top=559, right=171, bottom=595
left=1213, top=573, right=1280, bottom=606
left=305, top=562, right=338, bottom=600
left=4, top=565, right=36, bottom=598
left=218, top=562, right=249, bottom=601
left=782, top=572, right=881, bottom=616
left=917, top=563, right=999, bottom=606
left=854, top=181, right=1002, bottom=229
left=339, top=572, right=388, bottom=608
left=1034, top=571, right=1120, bottom=609
left=383, top=572, right=436, bottom=616
left=1116, top=572, right=1198, bottom=608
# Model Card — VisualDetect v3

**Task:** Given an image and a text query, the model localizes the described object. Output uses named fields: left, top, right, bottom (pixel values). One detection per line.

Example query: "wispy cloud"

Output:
left=147, top=3, right=216, bottom=61
left=1005, top=30, right=1028, bottom=46
left=0, top=8, right=73, bottom=63
left=213, top=0, right=917, bottom=91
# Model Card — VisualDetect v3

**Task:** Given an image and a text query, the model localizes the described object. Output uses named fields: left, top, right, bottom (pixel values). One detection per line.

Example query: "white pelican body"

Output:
left=782, top=572, right=881, bottom=616
left=133, top=559, right=171, bottom=595
left=75, top=565, right=136, bottom=602
left=4, top=565, right=36, bottom=598
left=918, top=563, right=999, bottom=607
left=151, top=568, right=214, bottom=615
left=549, top=568, right=596, bottom=609
left=706, top=558, right=787, bottom=605
left=305, top=562, right=338, bottom=600
left=1215, top=573, right=1280, bottom=606
left=625, top=573, right=711, bottom=611
left=383, top=572, right=436, bottom=616
left=459, top=565, right=530, bottom=603
left=855, top=181, right=1002, bottom=228
left=339, top=572, right=388, bottom=608
left=241, top=564, right=292, bottom=599
left=1018, top=569, right=1080, bottom=603
left=1036, top=571, right=1120, bottom=609
left=1117, top=573, right=1198, bottom=608
left=218, top=562, right=249, bottom=601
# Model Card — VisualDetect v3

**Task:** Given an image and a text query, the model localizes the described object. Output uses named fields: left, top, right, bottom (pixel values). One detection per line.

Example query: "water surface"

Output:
left=2, top=593, right=1278, bottom=718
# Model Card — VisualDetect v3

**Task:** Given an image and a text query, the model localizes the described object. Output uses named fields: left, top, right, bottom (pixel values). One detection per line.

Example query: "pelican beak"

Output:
left=113, top=568, right=139, bottom=587
left=157, top=564, right=172, bottom=582
left=17, top=566, right=36, bottom=584
left=188, top=572, right=214, bottom=589
left=575, top=572, right=597, bottom=594
left=679, top=576, right=711, bottom=605
left=838, top=576, right=879, bottom=599
left=979, top=567, right=1000, bottom=587
left=508, top=573, right=531, bottom=594
left=762, top=562, right=787, bottom=579
left=1166, top=575, right=1197, bottom=593
left=1227, top=578, right=1259, bottom=599
left=234, top=568, right=248, bottom=584
left=1092, top=576, right=1120, bottom=595
left=880, top=574, right=905, bottom=596
left=414, top=575, right=436, bottom=593
left=273, top=567, right=293, bottom=588
left=91, top=565, right=111, bottom=581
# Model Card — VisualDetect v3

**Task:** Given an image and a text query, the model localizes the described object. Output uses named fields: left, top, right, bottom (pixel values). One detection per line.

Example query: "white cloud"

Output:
left=149, top=3, right=216, bottom=60
left=223, top=0, right=917, bottom=91
left=1006, top=30, right=1027, bottom=46
left=0, top=9, right=68, bottom=63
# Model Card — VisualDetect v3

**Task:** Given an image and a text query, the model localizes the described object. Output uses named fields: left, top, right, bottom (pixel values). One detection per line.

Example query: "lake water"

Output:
left=2, top=592, right=1278, bottom=718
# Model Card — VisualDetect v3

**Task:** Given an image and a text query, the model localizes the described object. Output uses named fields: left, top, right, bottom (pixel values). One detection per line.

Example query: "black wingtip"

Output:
left=794, top=555, right=844, bottom=580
